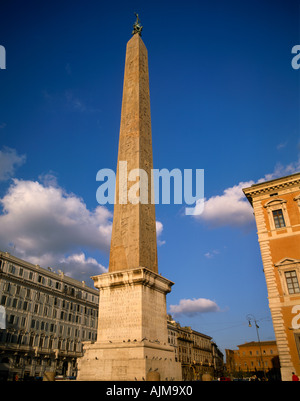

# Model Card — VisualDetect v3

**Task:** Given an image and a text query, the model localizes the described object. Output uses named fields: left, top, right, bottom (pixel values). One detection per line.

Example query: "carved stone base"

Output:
left=77, top=340, right=181, bottom=381
left=76, top=268, right=182, bottom=381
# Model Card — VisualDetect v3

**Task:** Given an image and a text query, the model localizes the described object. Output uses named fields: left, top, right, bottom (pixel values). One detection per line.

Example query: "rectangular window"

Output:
left=9, top=264, right=15, bottom=274
left=1, top=295, right=7, bottom=306
left=8, top=315, right=15, bottom=324
left=272, top=209, right=286, bottom=228
left=295, top=334, right=300, bottom=360
left=285, top=271, right=300, bottom=294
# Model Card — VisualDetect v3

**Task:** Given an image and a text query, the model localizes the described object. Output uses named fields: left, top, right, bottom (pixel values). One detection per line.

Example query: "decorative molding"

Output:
left=275, top=258, right=300, bottom=298
left=252, top=201, right=294, bottom=373
left=263, top=197, right=291, bottom=234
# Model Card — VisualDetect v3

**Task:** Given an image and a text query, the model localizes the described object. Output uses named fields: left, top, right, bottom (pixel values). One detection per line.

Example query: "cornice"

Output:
left=243, top=173, right=300, bottom=205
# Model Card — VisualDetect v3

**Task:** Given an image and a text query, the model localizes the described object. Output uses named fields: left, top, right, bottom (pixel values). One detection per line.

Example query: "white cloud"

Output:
left=258, top=159, right=300, bottom=182
left=169, top=298, right=220, bottom=317
left=194, top=181, right=255, bottom=228
left=194, top=158, right=300, bottom=228
left=58, top=252, right=107, bottom=281
left=0, top=179, right=112, bottom=283
left=204, top=249, right=220, bottom=259
left=65, top=90, right=87, bottom=112
left=0, top=147, right=26, bottom=181
left=0, top=177, right=169, bottom=283
left=276, top=141, right=287, bottom=150
left=156, top=220, right=166, bottom=246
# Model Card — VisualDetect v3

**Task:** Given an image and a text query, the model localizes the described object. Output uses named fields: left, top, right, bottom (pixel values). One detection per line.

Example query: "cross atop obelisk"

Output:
left=132, top=12, right=143, bottom=36
left=109, top=15, right=158, bottom=273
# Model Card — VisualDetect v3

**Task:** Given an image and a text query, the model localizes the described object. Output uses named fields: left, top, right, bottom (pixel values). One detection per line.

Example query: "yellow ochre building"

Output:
left=243, top=172, right=300, bottom=381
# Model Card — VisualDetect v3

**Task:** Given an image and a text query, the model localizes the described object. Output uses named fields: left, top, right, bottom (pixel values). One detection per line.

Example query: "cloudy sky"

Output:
left=0, top=0, right=299, bottom=354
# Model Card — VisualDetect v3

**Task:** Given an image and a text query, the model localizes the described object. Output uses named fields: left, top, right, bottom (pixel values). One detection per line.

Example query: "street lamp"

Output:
left=246, top=314, right=265, bottom=379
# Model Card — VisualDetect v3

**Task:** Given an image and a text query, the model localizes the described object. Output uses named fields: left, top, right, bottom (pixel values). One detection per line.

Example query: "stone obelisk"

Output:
left=77, top=16, right=182, bottom=381
left=109, top=19, right=158, bottom=274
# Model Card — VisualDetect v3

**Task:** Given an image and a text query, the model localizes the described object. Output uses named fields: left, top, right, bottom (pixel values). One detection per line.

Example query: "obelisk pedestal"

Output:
left=77, top=19, right=182, bottom=381
left=77, top=268, right=182, bottom=381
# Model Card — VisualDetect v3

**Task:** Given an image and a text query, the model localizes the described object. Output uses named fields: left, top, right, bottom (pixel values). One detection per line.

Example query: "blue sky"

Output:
left=0, top=0, right=299, bottom=355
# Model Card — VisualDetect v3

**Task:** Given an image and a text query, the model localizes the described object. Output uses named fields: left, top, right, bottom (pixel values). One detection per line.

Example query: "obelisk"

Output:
left=109, top=17, right=158, bottom=274
left=77, top=15, right=182, bottom=381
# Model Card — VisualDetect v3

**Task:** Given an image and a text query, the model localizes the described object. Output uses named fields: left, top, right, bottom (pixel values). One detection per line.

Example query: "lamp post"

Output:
left=246, top=314, right=265, bottom=379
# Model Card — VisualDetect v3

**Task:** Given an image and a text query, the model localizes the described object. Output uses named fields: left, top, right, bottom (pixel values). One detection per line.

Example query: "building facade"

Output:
left=167, top=316, right=224, bottom=380
left=0, top=251, right=99, bottom=381
left=226, top=341, right=280, bottom=379
left=243, top=173, right=300, bottom=381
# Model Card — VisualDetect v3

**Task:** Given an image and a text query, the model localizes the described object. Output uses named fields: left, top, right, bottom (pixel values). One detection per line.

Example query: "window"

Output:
left=295, top=333, right=300, bottom=360
left=264, top=198, right=291, bottom=234
left=9, top=264, right=15, bottom=274
left=272, top=209, right=286, bottom=228
left=285, top=271, right=300, bottom=294
left=8, top=315, right=15, bottom=324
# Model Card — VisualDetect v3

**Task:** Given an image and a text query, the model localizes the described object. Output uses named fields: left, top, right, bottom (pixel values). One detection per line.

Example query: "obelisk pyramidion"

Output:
left=77, top=15, right=182, bottom=381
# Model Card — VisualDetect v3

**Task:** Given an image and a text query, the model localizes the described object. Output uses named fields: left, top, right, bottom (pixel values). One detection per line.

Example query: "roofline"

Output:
left=237, top=340, right=277, bottom=348
left=0, top=249, right=99, bottom=293
left=243, top=172, right=300, bottom=206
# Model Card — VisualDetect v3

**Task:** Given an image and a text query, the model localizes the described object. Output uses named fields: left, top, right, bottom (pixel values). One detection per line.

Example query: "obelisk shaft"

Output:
left=109, top=33, right=158, bottom=273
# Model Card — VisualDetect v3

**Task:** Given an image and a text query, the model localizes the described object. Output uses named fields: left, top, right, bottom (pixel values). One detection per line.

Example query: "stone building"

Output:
left=0, top=251, right=99, bottom=380
left=243, top=172, right=300, bottom=381
left=167, top=316, right=224, bottom=380
left=226, top=341, right=280, bottom=379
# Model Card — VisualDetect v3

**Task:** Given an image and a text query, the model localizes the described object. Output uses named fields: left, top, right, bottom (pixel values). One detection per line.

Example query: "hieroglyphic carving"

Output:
left=109, top=33, right=158, bottom=273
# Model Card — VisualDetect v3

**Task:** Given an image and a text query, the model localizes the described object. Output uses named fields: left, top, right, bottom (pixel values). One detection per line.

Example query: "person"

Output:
left=292, top=372, right=299, bottom=381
